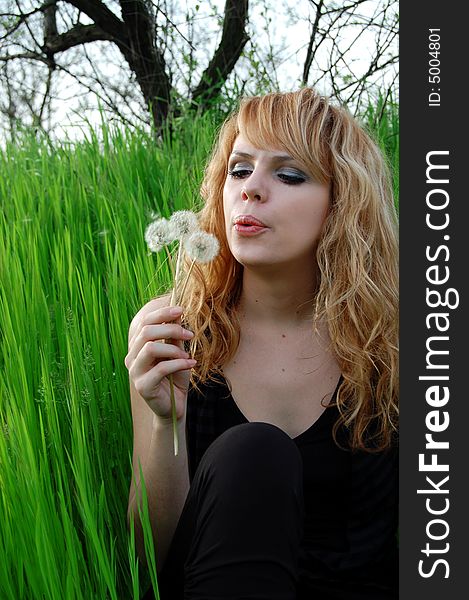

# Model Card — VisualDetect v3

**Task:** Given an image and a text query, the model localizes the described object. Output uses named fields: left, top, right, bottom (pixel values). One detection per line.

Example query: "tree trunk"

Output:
left=118, top=1, right=172, bottom=130
left=7, top=0, right=250, bottom=132
left=191, top=0, right=249, bottom=110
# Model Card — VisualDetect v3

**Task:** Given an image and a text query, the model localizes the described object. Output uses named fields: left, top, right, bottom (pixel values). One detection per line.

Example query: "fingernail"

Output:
left=170, top=306, right=183, bottom=316
left=183, top=329, right=194, bottom=338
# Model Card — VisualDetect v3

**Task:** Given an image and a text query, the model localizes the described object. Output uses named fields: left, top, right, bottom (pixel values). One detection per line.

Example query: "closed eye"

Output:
left=227, top=167, right=252, bottom=179
left=227, top=160, right=308, bottom=186
left=277, top=172, right=306, bottom=185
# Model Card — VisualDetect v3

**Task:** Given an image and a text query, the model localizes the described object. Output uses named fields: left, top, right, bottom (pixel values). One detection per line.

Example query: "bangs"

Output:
left=234, top=92, right=332, bottom=184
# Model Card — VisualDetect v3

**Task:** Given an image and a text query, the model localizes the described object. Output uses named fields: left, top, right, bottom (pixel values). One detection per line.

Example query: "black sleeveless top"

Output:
left=186, top=373, right=398, bottom=597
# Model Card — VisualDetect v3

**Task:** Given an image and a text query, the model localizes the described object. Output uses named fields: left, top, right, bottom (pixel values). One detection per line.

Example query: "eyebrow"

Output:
left=230, top=150, right=296, bottom=162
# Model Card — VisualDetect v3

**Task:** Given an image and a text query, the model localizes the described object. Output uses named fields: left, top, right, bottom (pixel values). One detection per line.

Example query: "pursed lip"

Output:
left=233, top=214, right=268, bottom=227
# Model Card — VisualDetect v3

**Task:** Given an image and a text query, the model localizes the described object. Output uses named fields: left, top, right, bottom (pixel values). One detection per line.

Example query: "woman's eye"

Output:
left=227, top=166, right=252, bottom=179
left=277, top=172, right=306, bottom=185
left=227, top=164, right=307, bottom=185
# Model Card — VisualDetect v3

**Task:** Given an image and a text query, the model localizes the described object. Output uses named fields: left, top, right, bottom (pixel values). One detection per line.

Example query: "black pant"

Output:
left=150, top=422, right=305, bottom=600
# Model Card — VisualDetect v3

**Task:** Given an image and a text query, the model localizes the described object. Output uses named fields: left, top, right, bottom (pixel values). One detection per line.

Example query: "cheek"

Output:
left=317, top=201, right=330, bottom=228
left=308, top=189, right=330, bottom=228
left=222, top=192, right=233, bottom=241
left=223, top=183, right=236, bottom=220
left=288, top=192, right=330, bottom=246
left=222, top=192, right=229, bottom=226
left=297, top=194, right=328, bottom=221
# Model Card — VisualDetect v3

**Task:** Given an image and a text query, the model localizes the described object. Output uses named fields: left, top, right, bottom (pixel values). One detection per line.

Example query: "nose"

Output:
left=241, top=186, right=263, bottom=203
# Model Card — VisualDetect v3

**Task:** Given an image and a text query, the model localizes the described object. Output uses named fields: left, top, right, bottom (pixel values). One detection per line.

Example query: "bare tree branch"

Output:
left=148, top=0, right=196, bottom=51
left=37, top=61, right=54, bottom=125
left=65, top=0, right=127, bottom=41
left=300, top=0, right=398, bottom=110
left=0, top=1, right=55, bottom=40
left=302, top=0, right=324, bottom=84
left=43, top=24, right=115, bottom=54
left=0, top=51, right=50, bottom=64
left=14, top=0, right=44, bottom=51
left=52, top=60, right=141, bottom=129
left=191, top=0, right=249, bottom=109
left=0, top=0, right=397, bottom=139
left=118, top=1, right=172, bottom=127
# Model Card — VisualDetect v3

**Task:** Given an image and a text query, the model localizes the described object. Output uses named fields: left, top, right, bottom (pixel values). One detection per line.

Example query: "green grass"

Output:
left=362, top=93, right=400, bottom=211
left=0, top=101, right=398, bottom=599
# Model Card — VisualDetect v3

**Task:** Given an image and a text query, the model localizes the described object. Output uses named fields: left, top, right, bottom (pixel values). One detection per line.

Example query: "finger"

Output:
left=151, top=357, right=197, bottom=381
left=130, top=308, right=191, bottom=347
left=135, top=358, right=197, bottom=397
left=143, top=322, right=193, bottom=342
left=128, top=305, right=185, bottom=349
left=128, top=323, right=194, bottom=363
left=126, top=340, right=189, bottom=373
left=169, top=314, right=184, bottom=351
left=148, top=305, right=184, bottom=324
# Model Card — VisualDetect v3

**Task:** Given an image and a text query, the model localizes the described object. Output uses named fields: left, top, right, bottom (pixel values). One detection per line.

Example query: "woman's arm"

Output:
left=126, top=297, right=191, bottom=574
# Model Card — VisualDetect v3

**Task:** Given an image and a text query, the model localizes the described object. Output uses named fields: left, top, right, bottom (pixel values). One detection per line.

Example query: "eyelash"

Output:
left=227, top=168, right=306, bottom=186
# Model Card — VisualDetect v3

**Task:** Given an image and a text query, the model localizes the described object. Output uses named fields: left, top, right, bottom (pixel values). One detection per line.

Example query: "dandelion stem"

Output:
left=169, top=377, right=178, bottom=456
left=167, top=242, right=184, bottom=456
left=177, top=258, right=196, bottom=307
left=172, top=243, right=184, bottom=302
left=164, top=245, right=176, bottom=281
left=146, top=215, right=219, bottom=457
left=169, top=257, right=198, bottom=456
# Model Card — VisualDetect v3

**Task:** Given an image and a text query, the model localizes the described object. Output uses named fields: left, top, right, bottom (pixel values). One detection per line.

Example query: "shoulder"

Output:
left=128, top=293, right=171, bottom=340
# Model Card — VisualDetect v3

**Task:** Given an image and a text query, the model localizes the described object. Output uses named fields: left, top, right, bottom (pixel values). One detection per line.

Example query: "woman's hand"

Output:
left=124, top=305, right=196, bottom=421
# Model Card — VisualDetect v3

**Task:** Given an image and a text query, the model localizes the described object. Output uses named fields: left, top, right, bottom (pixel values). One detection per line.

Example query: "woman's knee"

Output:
left=197, top=422, right=304, bottom=493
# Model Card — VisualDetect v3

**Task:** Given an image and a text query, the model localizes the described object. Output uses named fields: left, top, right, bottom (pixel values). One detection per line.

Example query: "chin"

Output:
left=232, top=252, right=278, bottom=270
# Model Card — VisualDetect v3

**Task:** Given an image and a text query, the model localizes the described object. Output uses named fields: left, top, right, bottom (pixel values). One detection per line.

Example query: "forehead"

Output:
left=230, top=135, right=294, bottom=161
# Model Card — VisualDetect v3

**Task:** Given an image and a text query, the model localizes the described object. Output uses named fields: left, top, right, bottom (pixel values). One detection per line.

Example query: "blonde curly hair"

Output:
left=167, top=88, right=398, bottom=452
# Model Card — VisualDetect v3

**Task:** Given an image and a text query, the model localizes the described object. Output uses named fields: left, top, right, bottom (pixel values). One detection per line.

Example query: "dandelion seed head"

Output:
left=169, top=210, right=199, bottom=239
left=144, top=218, right=175, bottom=252
left=184, top=231, right=220, bottom=263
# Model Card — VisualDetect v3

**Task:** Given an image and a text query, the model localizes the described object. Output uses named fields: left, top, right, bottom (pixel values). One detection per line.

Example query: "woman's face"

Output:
left=223, top=135, right=331, bottom=271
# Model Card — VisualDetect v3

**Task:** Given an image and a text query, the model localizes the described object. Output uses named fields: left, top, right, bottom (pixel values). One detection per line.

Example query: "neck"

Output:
left=237, top=262, right=318, bottom=327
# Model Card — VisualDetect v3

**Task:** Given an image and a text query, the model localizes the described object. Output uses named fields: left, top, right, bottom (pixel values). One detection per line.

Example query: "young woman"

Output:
left=125, top=88, right=399, bottom=599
